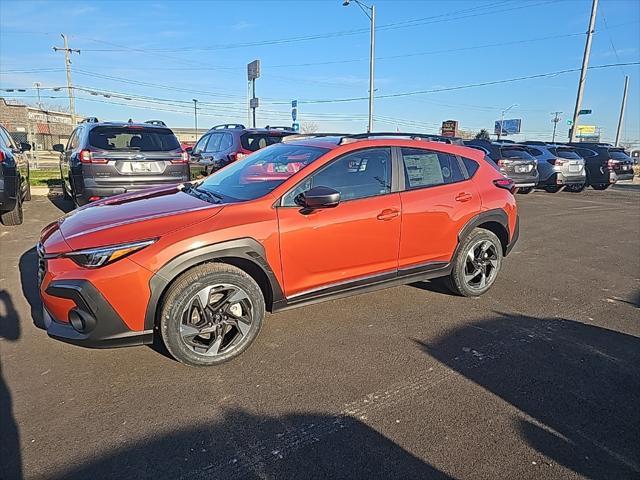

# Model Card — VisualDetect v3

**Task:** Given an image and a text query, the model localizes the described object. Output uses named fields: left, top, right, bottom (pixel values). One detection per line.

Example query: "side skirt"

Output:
left=272, top=262, right=451, bottom=312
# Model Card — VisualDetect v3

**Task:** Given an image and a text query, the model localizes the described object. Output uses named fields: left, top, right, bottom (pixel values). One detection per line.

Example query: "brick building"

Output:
left=0, top=97, right=75, bottom=151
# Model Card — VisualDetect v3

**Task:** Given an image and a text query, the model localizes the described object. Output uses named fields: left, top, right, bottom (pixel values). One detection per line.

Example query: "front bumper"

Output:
left=42, top=279, right=153, bottom=348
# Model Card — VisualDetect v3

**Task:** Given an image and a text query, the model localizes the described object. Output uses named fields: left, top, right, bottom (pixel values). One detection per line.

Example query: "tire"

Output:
left=544, top=185, right=562, bottom=193
left=61, top=170, right=72, bottom=200
left=0, top=193, right=24, bottom=226
left=565, top=183, right=586, bottom=193
left=24, top=180, right=31, bottom=201
left=517, top=187, right=533, bottom=194
left=444, top=228, right=503, bottom=297
left=160, top=262, right=265, bottom=367
left=591, top=184, right=610, bottom=191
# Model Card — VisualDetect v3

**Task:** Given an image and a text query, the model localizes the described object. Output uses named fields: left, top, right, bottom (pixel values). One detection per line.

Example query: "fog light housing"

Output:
left=68, top=309, right=96, bottom=333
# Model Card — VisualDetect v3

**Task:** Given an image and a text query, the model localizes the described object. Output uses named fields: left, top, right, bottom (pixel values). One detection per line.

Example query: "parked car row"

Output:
left=0, top=123, right=31, bottom=225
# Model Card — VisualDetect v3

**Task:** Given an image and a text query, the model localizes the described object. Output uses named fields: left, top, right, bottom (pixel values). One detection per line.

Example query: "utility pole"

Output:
left=551, top=111, right=562, bottom=143
left=569, top=0, right=598, bottom=142
left=614, top=75, right=629, bottom=147
left=53, top=34, right=80, bottom=126
left=497, top=104, right=518, bottom=141
left=33, top=82, right=42, bottom=109
left=192, top=99, right=198, bottom=141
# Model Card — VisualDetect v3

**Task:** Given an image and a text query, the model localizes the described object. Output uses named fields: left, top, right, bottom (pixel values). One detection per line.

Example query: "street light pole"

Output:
left=551, top=111, right=562, bottom=143
left=343, top=0, right=375, bottom=133
left=614, top=75, right=629, bottom=147
left=192, top=99, right=198, bottom=141
left=34, top=82, right=42, bottom=109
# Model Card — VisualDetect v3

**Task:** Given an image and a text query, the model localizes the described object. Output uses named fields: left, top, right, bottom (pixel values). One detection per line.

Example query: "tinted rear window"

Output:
left=609, top=150, right=631, bottom=161
left=241, top=133, right=285, bottom=152
left=501, top=148, right=534, bottom=160
left=89, top=126, right=180, bottom=151
left=552, top=148, right=581, bottom=160
left=462, top=157, right=479, bottom=177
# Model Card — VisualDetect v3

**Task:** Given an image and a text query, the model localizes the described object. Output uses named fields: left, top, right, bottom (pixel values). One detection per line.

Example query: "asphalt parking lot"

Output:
left=1, top=188, right=639, bottom=480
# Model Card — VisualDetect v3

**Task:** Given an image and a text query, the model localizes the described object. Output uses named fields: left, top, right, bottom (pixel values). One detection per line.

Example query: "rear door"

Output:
left=398, top=147, right=481, bottom=268
left=277, top=147, right=401, bottom=298
left=86, top=126, right=187, bottom=187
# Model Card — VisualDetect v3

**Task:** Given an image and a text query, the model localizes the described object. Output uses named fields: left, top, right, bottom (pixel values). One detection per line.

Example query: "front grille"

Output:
left=36, top=242, right=46, bottom=286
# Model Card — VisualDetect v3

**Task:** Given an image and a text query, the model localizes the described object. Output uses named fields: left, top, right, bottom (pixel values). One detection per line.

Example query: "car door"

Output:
left=61, top=128, right=80, bottom=191
left=277, top=147, right=401, bottom=298
left=397, top=147, right=481, bottom=270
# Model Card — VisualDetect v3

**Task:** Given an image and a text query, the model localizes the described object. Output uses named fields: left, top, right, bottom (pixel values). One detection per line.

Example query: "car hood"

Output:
left=58, top=185, right=223, bottom=250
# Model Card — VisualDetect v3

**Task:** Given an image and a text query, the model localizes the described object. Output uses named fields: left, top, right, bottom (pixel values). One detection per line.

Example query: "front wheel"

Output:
left=444, top=228, right=503, bottom=297
left=160, top=263, right=265, bottom=367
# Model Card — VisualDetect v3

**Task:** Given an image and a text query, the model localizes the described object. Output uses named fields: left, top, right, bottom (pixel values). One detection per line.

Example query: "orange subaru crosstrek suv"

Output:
left=38, top=133, right=519, bottom=366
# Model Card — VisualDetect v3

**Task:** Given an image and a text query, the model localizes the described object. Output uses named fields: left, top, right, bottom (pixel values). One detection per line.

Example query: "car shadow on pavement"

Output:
left=0, top=290, right=23, bottom=480
left=416, top=313, right=640, bottom=480
left=19, top=246, right=44, bottom=329
left=50, top=408, right=454, bottom=480
left=408, top=279, right=456, bottom=296
left=48, top=194, right=74, bottom=214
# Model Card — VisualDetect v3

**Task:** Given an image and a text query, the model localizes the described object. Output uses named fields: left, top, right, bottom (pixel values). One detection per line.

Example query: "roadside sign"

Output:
left=494, top=118, right=521, bottom=135
left=247, top=60, right=260, bottom=81
left=249, top=98, right=259, bottom=109
left=441, top=120, right=458, bottom=137
left=578, top=109, right=592, bottom=115
left=292, top=100, right=297, bottom=108
left=292, top=108, right=297, bottom=122
left=576, top=125, right=596, bottom=136
left=292, top=122, right=300, bottom=132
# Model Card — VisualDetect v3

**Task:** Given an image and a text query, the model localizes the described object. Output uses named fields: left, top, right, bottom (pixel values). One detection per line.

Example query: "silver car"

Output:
left=522, top=143, right=587, bottom=193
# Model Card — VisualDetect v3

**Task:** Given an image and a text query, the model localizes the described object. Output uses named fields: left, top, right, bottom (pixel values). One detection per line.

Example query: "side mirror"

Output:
left=53, top=144, right=65, bottom=153
left=294, top=186, right=340, bottom=210
left=20, top=142, right=31, bottom=152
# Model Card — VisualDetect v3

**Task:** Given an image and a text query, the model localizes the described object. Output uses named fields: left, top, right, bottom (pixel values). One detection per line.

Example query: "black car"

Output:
left=567, top=142, right=634, bottom=189
left=188, top=124, right=295, bottom=175
left=53, top=118, right=189, bottom=206
left=0, top=123, right=31, bottom=225
left=464, top=139, right=539, bottom=192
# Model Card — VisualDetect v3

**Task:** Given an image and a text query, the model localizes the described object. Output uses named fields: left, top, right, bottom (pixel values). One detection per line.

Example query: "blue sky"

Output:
left=1, top=0, right=639, bottom=144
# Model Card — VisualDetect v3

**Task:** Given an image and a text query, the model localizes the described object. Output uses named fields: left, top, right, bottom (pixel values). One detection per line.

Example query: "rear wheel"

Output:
left=160, top=263, right=265, bottom=367
left=591, top=184, right=610, bottom=191
left=24, top=180, right=31, bottom=201
left=0, top=193, right=23, bottom=226
left=61, top=170, right=72, bottom=200
left=544, top=185, right=562, bottom=193
left=444, top=228, right=503, bottom=297
left=517, top=187, right=533, bottom=194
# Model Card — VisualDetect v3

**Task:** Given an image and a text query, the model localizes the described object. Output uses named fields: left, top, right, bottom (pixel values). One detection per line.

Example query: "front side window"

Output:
left=194, top=143, right=327, bottom=203
left=401, top=148, right=464, bottom=189
left=282, top=147, right=392, bottom=205
left=192, top=134, right=210, bottom=155
left=205, top=132, right=233, bottom=153
left=67, top=129, right=79, bottom=150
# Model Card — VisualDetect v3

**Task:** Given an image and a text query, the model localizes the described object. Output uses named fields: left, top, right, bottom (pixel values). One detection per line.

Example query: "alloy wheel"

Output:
left=463, top=240, right=499, bottom=291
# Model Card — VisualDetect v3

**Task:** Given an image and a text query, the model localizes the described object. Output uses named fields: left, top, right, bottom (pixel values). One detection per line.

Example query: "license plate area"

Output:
left=117, top=161, right=165, bottom=174
left=569, top=164, right=581, bottom=173
left=515, top=165, right=531, bottom=173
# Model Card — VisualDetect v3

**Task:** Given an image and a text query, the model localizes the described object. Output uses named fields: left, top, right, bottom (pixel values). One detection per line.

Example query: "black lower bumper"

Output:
left=43, top=279, right=153, bottom=348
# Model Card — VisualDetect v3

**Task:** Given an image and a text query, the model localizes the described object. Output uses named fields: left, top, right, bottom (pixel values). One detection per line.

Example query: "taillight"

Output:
left=554, top=158, right=567, bottom=166
left=607, top=159, right=615, bottom=171
left=493, top=178, right=515, bottom=192
left=170, top=152, right=189, bottom=164
left=0, top=150, right=4, bottom=163
left=79, top=149, right=107, bottom=164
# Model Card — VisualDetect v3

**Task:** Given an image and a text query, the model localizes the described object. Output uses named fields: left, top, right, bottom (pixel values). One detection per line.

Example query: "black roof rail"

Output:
left=211, top=123, right=245, bottom=130
left=145, top=120, right=166, bottom=126
left=81, top=117, right=99, bottom=124
left=495, top=139, right=516, bottom=144
left=522, top=141, right=548, bottom=145
left=340, top=132, right=463, bottom=145
left=265, top=125, right=296, bottom=131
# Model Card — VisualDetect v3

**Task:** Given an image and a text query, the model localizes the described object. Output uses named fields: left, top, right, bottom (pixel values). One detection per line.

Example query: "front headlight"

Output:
left=65, top=239, right=156, bottom=268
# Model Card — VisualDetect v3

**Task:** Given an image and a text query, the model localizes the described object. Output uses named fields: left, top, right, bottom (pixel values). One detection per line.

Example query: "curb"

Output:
left=31, top=186, right=62, bottom=196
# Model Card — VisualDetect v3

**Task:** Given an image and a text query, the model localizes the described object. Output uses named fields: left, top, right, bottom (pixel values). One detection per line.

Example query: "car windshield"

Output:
left=196, top=143, right=328, bottom=202
left=609, top=149, right=631, bottom=161
left=88, top=126, right=180, bottom=151
left=501, top=148, right=534, bottom=160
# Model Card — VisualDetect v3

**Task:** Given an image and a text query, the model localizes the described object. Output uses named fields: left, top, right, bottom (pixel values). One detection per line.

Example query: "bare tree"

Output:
left=301, top=121, right=319, bottom=134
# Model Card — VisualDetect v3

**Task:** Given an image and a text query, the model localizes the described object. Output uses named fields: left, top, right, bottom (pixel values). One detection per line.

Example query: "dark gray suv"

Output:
left=54, top=119, right=189, bottom=206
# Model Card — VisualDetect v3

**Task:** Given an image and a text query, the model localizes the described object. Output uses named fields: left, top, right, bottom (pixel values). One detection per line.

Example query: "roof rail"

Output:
left=340, top=132, right=463, bottom=145
left=211, top=123, right=245, bottom=130
left=81, top=117, right=99, bottom=124
left=145, top=120, right=166, bottom=127
left=265, top=125, right=296, bottom=131
left=282, top=133, right=347, bottom=143
left=522, top=141, right=547, bottom=145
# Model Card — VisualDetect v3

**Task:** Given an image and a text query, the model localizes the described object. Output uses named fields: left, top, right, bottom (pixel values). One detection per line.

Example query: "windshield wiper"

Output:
left=182, top=183, right=223, bottom=204
left=194, top=186, right=223, bottom=203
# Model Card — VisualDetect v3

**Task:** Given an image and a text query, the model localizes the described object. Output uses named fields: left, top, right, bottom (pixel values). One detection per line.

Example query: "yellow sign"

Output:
left=576, top=125, right=596, bottom=134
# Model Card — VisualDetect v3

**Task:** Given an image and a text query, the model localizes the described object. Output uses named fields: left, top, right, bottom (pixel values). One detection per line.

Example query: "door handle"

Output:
left=377, top=208, right=400, bottom=221
left=455, top=192, right=473, bottom=202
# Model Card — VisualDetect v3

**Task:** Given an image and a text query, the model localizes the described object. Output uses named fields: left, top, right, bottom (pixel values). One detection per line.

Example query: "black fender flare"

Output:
left=453, top=209, right=513, bottom=260
left=143, top=237, right=285, bottom=330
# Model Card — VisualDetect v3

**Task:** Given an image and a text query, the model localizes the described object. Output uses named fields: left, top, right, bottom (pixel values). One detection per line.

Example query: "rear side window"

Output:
left=241, top=133, right=284, bottom=152
left=67, top=129, right=80, bottom=150
left=205, top=132, right=234, bottom=153
left=88, top=126, right=180, bottom=152
left=0, top=127, right=11, bottom=148
left=462, top=157, right=479, bottom=177
left=401, top=148, right=464, bottom=189
left=609, top=150, right=631, bottom=161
